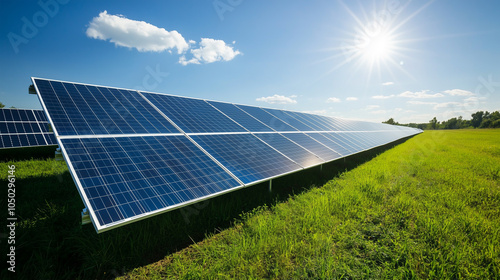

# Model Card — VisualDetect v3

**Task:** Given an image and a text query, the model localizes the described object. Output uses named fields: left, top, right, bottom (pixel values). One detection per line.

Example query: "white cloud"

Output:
left=371, top=110, right=388, bottom=115
left=366, top=105, right=380, bottom=110
left=256, top=94, right=297, bottom=104
left=346, top=97, right=358, bottom=101
left=399, top=90, right=444, bottom=98
left=180, top=38, right=241, bottom=65
left=382, top=82, right=394, bottom=86
left=407, top=101, right=437, bottom=105
left=372, top=94, right=395, bottom=99
left=433, top=101, right=462, bottom=109
left=326, top=97, right=341, bottom=103
left=443, top=89, right=474, bottom=96
left=86, top=11, right=189, bottom=54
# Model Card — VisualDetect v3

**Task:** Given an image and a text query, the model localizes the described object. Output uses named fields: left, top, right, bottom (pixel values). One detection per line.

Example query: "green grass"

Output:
left=119, top=129, right=500, bottom=279
left=1, top=130, right=499, bottom=279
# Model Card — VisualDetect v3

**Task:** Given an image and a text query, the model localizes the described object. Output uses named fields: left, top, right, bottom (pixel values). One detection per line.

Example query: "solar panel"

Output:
left=142, top=92, right=246, bottom=133
left=281, top=133, right=342, bottom=161
left=0, top=108, right=57, bottom=149
left=235, top=104, right=298, bottom=131
left=32, top=77, right=422, bottom=233
left=206, top=101, right=273, bottom=132
left=61, top=136, right=241, bottom=228
left=253, top=133, right=323, bottom=168
left=191, top=134, right=302, bottom=184
left=34, top=79, right=179, bottom=135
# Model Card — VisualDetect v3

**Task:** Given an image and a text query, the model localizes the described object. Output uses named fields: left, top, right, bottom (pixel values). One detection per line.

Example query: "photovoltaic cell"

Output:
left=283, top=133, right=342, bottom=161
left=61, top=135, right=241, bottom=229
left=305, top=133, right=352, bottom=156
left=191, top=134, right=302, bottom=184
left=254, top=133, right=323, bottom=168
left=235, top=104, right=298, bottom=131
left=34, top=78, right=180, bottom=135
left=206, top=101, right=273, bottom=132
left=0, top=108, right=57, bottom=149
left=261, top=108, right=316, bottom=131
left=143, top=92, right=246, bottom=133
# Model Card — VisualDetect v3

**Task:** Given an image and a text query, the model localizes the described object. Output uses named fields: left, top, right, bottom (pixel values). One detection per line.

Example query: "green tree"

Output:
left=383, top=118, right=398, bottom=125
left=0, top=101, right=4, bottom=108
left=471, top=111, right=484, bottom=128
left=429, top=117, right=438, bottom=130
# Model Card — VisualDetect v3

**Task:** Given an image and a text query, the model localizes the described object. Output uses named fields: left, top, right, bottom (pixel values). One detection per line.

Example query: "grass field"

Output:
left=1, top=129, right=499, bottom=279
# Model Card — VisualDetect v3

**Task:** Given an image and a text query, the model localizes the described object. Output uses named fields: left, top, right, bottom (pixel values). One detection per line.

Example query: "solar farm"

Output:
left=1, top=79, right=498, bottom=279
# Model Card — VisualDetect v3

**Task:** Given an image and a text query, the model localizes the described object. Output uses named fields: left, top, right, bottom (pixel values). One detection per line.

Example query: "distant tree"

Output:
left=471, top=111, right=484, bottom=128
left=429, top=117, right=438, bottom=130
left=383, top=118, right=398, bottom=125
left=0, top=102, right=4, bottom=108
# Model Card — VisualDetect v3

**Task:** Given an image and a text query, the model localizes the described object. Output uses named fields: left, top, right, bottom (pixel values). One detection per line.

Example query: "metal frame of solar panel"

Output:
left=32, top=77, right=422, bottom=233
left=0, top=108, right=57, bottom=149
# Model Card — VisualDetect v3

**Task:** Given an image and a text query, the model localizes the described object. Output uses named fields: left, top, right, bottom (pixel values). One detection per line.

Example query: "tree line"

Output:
left=383, top=110, right=500, bottom=130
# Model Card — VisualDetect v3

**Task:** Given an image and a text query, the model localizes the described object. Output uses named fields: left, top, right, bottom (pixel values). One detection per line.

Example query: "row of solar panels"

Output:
left=32, top=77, right=422, bottom=233
left=0, top=108, right=57, bottom=149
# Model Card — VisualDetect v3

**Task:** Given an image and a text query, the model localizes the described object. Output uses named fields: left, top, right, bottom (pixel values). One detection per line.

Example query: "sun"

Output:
left=356, top=31, right=395, bottom=63
left=318, top=1, right=433, bottom=83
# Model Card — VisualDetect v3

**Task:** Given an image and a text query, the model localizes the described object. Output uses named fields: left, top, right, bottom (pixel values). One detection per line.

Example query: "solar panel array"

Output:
left=33, top=77, right=422, bottom=233
left=0, top=108, right=57, bottom=149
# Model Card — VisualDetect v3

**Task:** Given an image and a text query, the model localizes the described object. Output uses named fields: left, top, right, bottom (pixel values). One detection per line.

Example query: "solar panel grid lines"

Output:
left=281, top=132, right=343, bottom=161
left=234, top=104, right=299, bottom=132
left=60, top=135, right=243, bottom=231
left=205, top=100, right=274, bottom=132
left=142, top=91, right=247, bottom=134
left=191, top=134, right=303, bottom=185
left=260, top=107, right=317, bottom=132
left=253, top=133, right=324, bottom=168
left=305, top=133, right=352, bottom=157
left=32, top=78, right=180, bottom=136
left=0, top=108, right=57, bottom=149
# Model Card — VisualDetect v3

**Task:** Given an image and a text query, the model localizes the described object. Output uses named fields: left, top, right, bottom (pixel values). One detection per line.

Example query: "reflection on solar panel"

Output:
left=0, top=108, right=57, bottom=149
left=32, top=77, right=422, bottom=233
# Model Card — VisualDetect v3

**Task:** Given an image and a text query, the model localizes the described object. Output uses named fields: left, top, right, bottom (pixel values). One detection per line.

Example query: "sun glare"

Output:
left=357, top=31, right=395, bottom=63
left=319, top=1, right=433, bottom=83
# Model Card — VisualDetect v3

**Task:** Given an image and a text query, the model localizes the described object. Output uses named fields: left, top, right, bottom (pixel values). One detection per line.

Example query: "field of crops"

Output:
left=1, top=129, right=499, bottom=279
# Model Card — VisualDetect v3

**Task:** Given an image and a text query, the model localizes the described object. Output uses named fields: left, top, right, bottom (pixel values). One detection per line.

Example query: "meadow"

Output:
left=1, top=129, right=499, bottom=279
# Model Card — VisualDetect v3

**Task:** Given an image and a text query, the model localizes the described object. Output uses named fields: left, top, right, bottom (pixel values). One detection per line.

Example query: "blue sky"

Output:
left=1, top=0, right=499, bottom=123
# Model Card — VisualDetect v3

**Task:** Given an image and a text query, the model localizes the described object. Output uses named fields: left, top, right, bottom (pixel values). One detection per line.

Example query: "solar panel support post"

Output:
left=55, top=147, right=64, bottom=161
left=81, top=208, right=91, bottom=225
left=269, top=179, right=272, bottom=193
left=320, top=164, right=323, bottom=172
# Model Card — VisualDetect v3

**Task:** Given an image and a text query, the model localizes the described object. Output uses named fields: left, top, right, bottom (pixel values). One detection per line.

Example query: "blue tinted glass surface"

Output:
left=282, top=111, right=329, bottom=131
left=143, top=92, right=246, bottom=133
left=191, top=134, right=301, bottom=184
left=61, top=135, right=241, bottom=227
left=306, top=133, right=352, bottom=156
left=235, top=105, right=298, bottom=132
left=206, top=101, right=273, bottom=132
left=0, top=109, right=57, bottom=149
left=262, top=108, right=315, bottom=131
left=254, top=133, right=323, bottom=168
left=33, top=79, right=179, bottom=136
left=282, top=133, right=342, bottom=161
